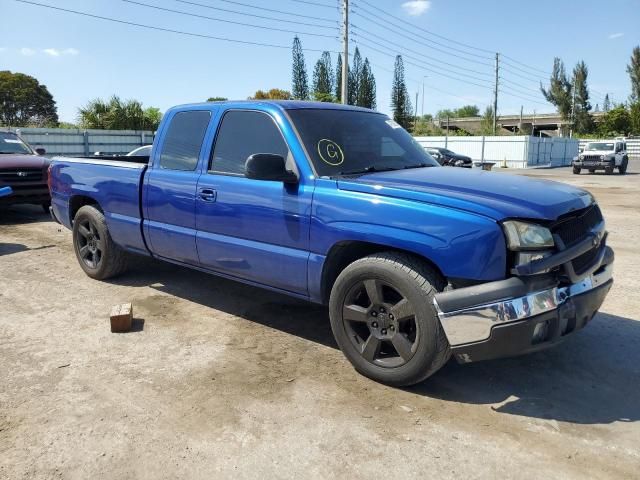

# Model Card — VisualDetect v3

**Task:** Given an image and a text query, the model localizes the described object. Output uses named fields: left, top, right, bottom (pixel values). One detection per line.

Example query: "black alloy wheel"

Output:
left=341, top=278, right=420, bottom=368
left=75, top=217, right=104, bottom=269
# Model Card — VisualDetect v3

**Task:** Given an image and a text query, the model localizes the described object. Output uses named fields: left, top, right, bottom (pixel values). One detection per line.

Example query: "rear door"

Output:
left=195, top=109, right=312, bottom=295
left=143, top=109, right=213, bottom=264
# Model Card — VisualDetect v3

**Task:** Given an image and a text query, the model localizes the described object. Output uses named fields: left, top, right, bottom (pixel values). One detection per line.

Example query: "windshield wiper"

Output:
left=336, top=165, right=399, bottom=176
left=403, top=163, right=431, bottom=170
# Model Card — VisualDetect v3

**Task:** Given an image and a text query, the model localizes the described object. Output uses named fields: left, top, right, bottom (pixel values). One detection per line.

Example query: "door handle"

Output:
left=198, top=188, right=217, bottom=202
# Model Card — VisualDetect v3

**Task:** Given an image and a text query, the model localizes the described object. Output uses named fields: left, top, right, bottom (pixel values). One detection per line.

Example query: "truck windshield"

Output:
left=287, top=109, right=439, bottom=177
left=0, top=132, right=33, bottom=155
left=585, top=143, right=614, bottom=151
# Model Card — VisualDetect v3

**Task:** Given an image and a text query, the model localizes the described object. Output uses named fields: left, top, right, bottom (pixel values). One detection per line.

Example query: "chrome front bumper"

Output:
left=434, top=261, right=613, bottom=348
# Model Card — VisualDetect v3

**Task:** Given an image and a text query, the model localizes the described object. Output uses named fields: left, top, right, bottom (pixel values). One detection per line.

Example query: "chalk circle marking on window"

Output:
left=317, top=138, right=344, bottom=166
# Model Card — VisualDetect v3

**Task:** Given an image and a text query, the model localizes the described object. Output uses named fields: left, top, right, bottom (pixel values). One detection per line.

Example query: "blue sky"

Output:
left=1, top=0, right=639, bottom=123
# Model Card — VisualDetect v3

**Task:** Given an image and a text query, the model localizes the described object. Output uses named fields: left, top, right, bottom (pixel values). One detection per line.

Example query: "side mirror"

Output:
left=35, top=147, right=46, bottom=155
left=245, top=153, right=298, bottom=183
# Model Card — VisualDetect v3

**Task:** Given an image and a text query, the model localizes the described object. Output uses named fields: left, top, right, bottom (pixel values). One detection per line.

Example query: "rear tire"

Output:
left=328, top=252, right=450, bottom=387
left=72, top=205, right=129, bottom=280
left=573, top=166, right=581, bottom=174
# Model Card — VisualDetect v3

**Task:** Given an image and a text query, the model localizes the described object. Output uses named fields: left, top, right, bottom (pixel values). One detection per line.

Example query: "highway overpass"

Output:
left=435, top=111, right=606, bottom=136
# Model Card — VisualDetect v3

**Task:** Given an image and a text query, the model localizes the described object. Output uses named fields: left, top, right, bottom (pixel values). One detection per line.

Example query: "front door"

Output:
left=195, top=109, right=312, bottom=295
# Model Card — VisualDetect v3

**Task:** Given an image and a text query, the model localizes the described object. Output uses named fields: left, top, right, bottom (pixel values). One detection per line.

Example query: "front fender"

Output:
left=310, top=182, right=507, bottom=296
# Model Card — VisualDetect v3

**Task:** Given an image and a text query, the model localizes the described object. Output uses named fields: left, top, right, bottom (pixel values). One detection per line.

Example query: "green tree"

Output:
left=291, top=36, right=309, bottom=100
left=598, top=105, right=631, bottom=136
left=603, top=94, right=611, bottom=112
left=390, top=55, right=413, bottom=131
left=0, top=70, right=58, bottom=126
left=312, top=51, right=334, bottom=102
left=630, top=101, right=640, bottom=135
left=251, top=89, right=292, bottom=100
left=572, top=61, right=594, bottom=135
left=335, top=53, right=343, bottom=102
left=207, top=97, right=228, bottom=102
left=436, top=108, right=455, bottom=119
left=78, top=96, right=161, bottom=130
left=453, top=105, right=480, bottom=117
left=347, top=47, right=363, bottom=105
left=479, top=106, right=495, bottom=134
left=357, top=58, right=376, bottom=109
left=541, top=58, right=572, bottom=131
left=627, top=46, right=640, bottom=102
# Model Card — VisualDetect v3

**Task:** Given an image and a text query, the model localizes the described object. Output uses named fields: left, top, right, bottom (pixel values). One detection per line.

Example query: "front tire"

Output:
left=72, top=205, right=128, bottom=280
left=329, top=252, right=450, bottom=386
left=619, top=157, right=628, bottom=174
left=573, top=166, right=581, bottom=174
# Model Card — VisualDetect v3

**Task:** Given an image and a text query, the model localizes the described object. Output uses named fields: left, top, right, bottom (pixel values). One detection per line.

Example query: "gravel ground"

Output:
left=1, top=164, right=639, bottom=479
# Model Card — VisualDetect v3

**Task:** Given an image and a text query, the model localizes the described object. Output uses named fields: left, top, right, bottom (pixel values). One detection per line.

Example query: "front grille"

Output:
left=552, top=204, right=603, bottom=248
left=572, top=247, right=600, bottom=275
left=582, top=154, right=602, bottom=162
left=552, top=204, right=604, bottom=276
left=0, top=167, right=44, bottom=183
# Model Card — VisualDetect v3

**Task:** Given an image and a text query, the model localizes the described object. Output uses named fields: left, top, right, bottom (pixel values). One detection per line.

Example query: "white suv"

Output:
left=573, top=140, right=629, bottom=175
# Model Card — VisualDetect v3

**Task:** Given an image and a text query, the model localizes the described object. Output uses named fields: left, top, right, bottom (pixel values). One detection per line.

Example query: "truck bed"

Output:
left=49, top=156, right=149, bottom=255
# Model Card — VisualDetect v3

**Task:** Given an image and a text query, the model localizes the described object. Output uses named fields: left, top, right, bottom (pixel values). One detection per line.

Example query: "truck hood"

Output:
left=336, top=167, right=594, bottom=221
left=0, top=154, right=49, bottom=169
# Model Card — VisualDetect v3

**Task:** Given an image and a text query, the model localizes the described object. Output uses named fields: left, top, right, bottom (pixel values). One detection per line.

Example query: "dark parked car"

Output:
left=426, top=147, right=472, bottom=168
left=0, top=131, right=51, bottom=212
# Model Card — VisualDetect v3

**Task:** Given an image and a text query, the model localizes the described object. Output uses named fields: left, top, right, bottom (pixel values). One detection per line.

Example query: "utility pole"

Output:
left=341, top=0, right=349, bottom=104
left=532, top=109, right=536, bottom=137
left=414, top=91, right=419, bottom=130
left=519, top=105, right=523, bottom=134
left=493, top=52, right=499, bottom=135
left=421, top=76, right=427, bottom=117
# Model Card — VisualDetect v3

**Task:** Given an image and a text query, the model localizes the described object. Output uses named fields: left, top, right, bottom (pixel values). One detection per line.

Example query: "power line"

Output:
left=501, top=53, right=552, bottom=76
left=291, top=0, right=338, bottom=8
left=351, top=42, right=489, bottom=106
left=214, top=0, right=337, bottom=22
left=351, top=26, right=494, bottom=79
left=173, top=0, right=338, bottom=30
left=352, top=37, right=494, bottom=90
left=13, top=0, right=339, bottom=53
left=356, top=0, right=495, bottom=56
left=124, top=0, right=339, bottom=38
left=352, top=6, right=494, bottom=67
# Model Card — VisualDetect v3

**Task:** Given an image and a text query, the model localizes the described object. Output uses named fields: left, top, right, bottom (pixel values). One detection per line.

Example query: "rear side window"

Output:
left=159, top=111, right=211, bottom=170
left=210, top=110, right=289, bottom=175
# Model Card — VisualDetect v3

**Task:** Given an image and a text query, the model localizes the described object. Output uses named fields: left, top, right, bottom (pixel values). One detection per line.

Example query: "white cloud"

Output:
left=402, top=0, right=431, bottom=16
left=20, top=47, right=36, bottom=56
left=608, top=32, right=624, bottom=39
left=43, top=47, right=79, bottom=57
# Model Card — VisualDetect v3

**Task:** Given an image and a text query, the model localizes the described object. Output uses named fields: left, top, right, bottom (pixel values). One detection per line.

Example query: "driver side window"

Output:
left=210, top=110, right=289, bottom=175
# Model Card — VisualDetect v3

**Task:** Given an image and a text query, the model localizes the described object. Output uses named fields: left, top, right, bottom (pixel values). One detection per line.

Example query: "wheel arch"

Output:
left=69, top=195, right=102, bottom=224
left=320, top=240, right=446, bottom=305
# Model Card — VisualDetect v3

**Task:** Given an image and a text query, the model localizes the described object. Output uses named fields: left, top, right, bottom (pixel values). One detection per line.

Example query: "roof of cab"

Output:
left=170, top=100, right=381, bottom=114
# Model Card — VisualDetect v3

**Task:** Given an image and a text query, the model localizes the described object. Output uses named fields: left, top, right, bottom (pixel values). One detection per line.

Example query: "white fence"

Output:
left=414, top=135, right=579, bottom=168
left=3, top=127, right=155, bottom=156
left=579, top=138, right=640, bottom=160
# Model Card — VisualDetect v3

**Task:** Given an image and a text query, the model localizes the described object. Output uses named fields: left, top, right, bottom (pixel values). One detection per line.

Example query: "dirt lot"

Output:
left=1, top=164, right=639, bottom=479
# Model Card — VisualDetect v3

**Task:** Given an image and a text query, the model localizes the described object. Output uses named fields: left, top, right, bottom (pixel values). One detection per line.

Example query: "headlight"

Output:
left=579, top=155, right=584, bottom=160
left=600, top=155, right=605, bottom=160
left=503, top=221, right=554, bottom=250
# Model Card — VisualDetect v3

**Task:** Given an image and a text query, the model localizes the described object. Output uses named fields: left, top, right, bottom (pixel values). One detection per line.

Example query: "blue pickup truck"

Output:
left=49, top=101, right=614, bottom=386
